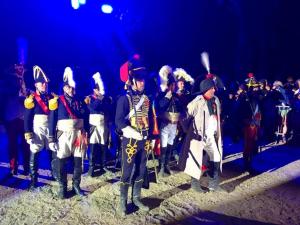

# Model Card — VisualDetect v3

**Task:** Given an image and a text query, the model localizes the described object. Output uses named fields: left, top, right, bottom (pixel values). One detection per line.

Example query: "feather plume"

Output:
left=63, top=67, right=76, bottom=88
left=159, top=65, right=173, bottom=91
left=201, top=52, right=210, bottom=73
left=173, top=68, right=194, bottom=84
left=92, top=72, right=105, bottom=95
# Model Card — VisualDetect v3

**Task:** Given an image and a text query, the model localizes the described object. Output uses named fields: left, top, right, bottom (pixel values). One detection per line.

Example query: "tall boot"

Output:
left=100, top=144, right=109, bottom=173
left=29, top=152, right=38, bottom=190
left=191, top=177, right=205, bottom=192
left=208, top=161, right=224, bottom=192
left=118, top=183, right=129, bottom=217
left=164, top=144, right=173, bottom=175
left=88, top=144, right=97, bottom=177
left=158, top=147, right=167, bottom=177
left=51, top=151, right=59, bottom=181
left=73, top=157, right=84, bottom=196
left=132, top=180, right=150, bottom=212
left=57, top=158, right=67, bottom=199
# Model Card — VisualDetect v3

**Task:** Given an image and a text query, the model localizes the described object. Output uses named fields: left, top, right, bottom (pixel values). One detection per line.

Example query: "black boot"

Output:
left=158, top=147, right=167, bottom=177
left=51, top=151, right=59, bottom=181
left=73, top=157, right=84, bottom=196
left=57, top=158, right=67, bottom=199
left=132, top=180, right=150, bottom=212
left=164, top=144, right=173, bottom=175
left=100, top=144, right=109, bottom=174
left=88, top=144, right=97, bottom=177
left=118, top=183, right=129, bottom=217
left=29, top=152, right=38, bottom=190
left=208, top=161, right=224, bottom=192
left=191, top=177, right=205, bottom=192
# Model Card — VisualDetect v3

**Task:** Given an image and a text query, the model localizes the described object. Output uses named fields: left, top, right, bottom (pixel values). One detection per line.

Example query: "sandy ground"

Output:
left=0, top=139, right=300, bottom=225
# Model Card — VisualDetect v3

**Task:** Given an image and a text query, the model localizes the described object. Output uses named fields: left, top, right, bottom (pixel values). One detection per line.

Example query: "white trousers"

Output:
left=57, top=130, right=87, bottom=159
left=160, top=123, right=177, bottom=148
left=30, top=125, right=50, bottom=153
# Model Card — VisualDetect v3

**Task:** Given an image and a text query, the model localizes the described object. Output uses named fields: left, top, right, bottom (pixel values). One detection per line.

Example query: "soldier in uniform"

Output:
left=85, top=72, right=111, bottom=177
left=179, top=78, right=224, bottom=192
left=173, top=68, right=194, bottom=160
left=115, top=55, right=152, bottom=216
left=156, top=65, right=184, bottom=177
left=48, top=67, right=89, bottom=199
left=24, top=65, right=57, bottom=189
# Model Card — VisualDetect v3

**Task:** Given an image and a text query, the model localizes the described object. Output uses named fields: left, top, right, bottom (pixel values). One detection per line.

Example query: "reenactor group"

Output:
left=6, top=52, right=299, bottom=217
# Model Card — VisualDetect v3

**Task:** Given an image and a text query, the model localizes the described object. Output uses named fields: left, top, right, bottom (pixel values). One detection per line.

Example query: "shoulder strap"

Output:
left=125, top=94, right=145, bottom=120
left=59, top=95, right=77, bottom=119
left=33, top=92, right=50, bottom=114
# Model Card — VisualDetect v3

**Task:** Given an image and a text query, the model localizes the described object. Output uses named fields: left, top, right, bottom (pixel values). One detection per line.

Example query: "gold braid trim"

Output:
left=125, top=138, right=137, bottom=163
left=144, top=140, right=151, bottom=153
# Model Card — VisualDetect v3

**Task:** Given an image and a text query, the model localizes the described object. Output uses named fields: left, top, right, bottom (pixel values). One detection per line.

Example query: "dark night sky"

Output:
left=1, top=0, right=300, bottom=95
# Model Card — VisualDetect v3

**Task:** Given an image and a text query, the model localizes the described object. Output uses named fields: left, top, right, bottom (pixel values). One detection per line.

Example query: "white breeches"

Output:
left=57, top=130, right=87, bottom=159
left=160, top=123, right=177, bottom=148
left=30, top=126, right=49, bottom=153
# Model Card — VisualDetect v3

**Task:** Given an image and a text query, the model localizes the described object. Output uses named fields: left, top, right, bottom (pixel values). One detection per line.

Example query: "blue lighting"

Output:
left=101, top=4, right=113, bottom=14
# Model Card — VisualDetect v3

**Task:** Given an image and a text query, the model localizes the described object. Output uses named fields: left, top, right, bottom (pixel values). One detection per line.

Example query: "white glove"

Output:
left=121, top=126, right=143, bottom=141
left=49, top=142, right=58, bottom=151
left=26, top=139, right=34, bottom=145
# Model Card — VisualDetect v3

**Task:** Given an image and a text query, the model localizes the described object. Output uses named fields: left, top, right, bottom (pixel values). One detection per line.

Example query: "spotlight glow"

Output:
left=71, top=0, right=80, bottom=9
left=101, top=4, right=113, bottom=14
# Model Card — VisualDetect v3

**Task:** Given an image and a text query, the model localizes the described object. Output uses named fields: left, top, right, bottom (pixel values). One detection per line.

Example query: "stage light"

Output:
left=101, top=4, right=113, bottom=14
left=71, top=0, right=80, bottom=10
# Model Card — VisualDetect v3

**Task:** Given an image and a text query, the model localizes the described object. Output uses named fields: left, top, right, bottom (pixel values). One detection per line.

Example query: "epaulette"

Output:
left=49, top=96, right=59, bottom=110
left=84, top=96, right=91, bottom=105
left=24, top=94, right=35, bottom=109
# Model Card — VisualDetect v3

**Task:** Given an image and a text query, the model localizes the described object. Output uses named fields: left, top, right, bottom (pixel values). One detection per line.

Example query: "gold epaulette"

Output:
left=24, top=94, right=35, bottom=109
left=84, top=96, right=91, bottom=105
left=49, top=96, right=59, bottom=110
left=24, top=132, right=33, bottom=140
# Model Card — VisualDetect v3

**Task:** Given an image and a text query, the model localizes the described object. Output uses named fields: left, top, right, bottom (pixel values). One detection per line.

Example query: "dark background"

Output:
left=1, top=0, right=300, bottom=96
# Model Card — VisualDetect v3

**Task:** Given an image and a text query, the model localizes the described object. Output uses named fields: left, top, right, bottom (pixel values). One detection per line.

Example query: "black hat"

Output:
left=128, top=55, right=147, bottom=81
left=33, top=65, right=49, bottom=83
left=120, top=54, right=147, bottom=83
left=199, top=78, right=215, bottom=94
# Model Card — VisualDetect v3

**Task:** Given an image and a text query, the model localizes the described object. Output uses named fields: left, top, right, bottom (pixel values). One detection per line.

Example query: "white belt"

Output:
left=57, top=119, right=84, bottom=132
left=33, top=115, right=48, bottom=127
left=89, top=114, right=105, bottom=126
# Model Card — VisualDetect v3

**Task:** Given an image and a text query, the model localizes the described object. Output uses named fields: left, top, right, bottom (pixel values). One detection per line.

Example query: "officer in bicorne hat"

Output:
left=85, top=72, right=112, bottom=177
left=48, top=67, right=89, bottom=199
left=24, top=65, right=58, bottom=189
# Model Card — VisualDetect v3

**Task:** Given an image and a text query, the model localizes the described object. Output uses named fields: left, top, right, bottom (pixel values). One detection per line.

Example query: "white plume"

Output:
left=159, top=65, right=173, bottom=92
left=92, top=72, right=105, bottom=95
left=173, top=68, right=194, bottom=84
left=33, top=65, right=49, bottom=82
left=63, top=67, right=76, bottom=88
left=201, top=52, right=210, bottom=73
